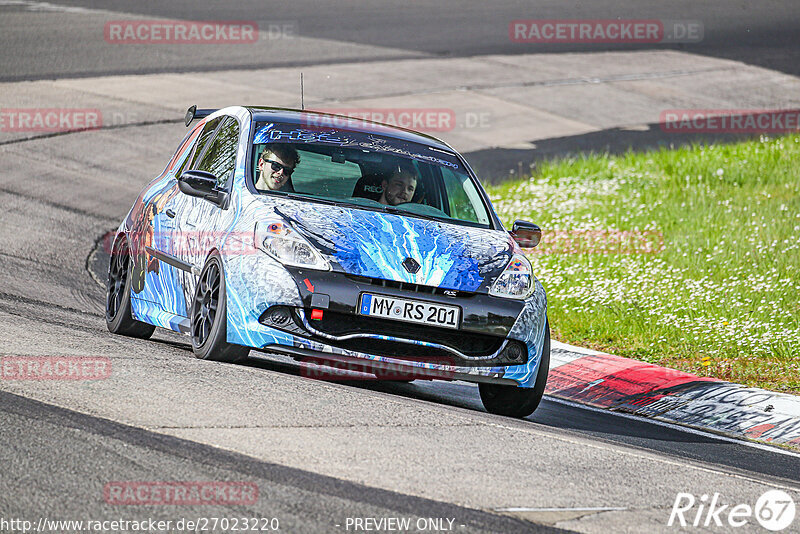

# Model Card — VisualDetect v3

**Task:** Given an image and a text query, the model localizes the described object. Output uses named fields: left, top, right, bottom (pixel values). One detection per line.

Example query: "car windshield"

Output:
left=250, top=121, right=492, bottom=228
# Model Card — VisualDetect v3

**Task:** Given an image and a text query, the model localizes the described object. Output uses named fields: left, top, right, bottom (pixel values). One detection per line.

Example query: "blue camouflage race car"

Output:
left=106, top=105, right=550, bottom=417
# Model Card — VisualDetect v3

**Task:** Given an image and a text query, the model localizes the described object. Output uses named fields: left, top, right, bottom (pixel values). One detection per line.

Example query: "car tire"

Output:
left=479, top=319, right=550, bottom=418
left=190, top=252, right=250, bottom=363
left=106, top=235, right=156, bottom=339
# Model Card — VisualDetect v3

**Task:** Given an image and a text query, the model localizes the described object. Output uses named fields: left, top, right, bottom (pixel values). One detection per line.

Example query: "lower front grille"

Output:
left=311, top=310, right=504, bottom=357
left=258, top=306, right=527, bottom=366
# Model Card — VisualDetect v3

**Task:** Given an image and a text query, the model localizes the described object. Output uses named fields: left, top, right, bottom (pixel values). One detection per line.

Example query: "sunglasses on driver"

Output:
left=261, top=157, right=295, bottom=177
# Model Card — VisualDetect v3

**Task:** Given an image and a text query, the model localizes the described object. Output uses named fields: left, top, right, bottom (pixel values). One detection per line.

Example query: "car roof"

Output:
left=246, top=106, right=455, bottom=152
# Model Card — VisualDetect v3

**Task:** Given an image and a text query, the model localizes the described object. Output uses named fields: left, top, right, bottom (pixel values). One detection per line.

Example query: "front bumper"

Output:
left=223, top=254, right=548, bottom=387
left=258, top=305, right=528, bottom=367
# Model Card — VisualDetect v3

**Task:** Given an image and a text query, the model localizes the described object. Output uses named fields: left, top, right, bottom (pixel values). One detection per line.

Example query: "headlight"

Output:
left=489, top=254, right=534, bottom=299
left=254, top=220, right=330, bottom=270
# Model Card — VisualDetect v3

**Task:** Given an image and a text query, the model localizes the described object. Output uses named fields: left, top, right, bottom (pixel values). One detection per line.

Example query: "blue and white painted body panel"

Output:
left=116, top=106, right=548, bottom=387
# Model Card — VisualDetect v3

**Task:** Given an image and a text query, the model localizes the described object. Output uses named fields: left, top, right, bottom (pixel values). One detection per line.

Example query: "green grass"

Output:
left=487, top=135, right=800, bottom=393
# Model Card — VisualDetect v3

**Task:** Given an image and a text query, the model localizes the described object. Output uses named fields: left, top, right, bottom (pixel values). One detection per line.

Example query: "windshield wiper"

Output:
left=378, top=204, right=445, bottom=223
left=270, top=190, right=446, bottom=223
left=268, top=190, right=345, bottom=208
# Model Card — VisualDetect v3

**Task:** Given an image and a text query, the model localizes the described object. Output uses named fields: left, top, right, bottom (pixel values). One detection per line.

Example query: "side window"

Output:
left=166, top=128, right=199, bottom=174
left=195, top=117, right=239, bottom=189
left=441, top=168, right=485, bottom=224
left=181, top=117, right=222, bottom=175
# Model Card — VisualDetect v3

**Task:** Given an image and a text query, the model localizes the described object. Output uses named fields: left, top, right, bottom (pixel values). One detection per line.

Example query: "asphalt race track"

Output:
left=1, top=2, right=799, bottom=533
left=2, top=0, right=799, bottom=80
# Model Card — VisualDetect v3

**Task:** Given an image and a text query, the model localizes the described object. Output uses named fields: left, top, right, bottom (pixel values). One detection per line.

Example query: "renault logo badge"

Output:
left=402, top=257, right=420, bottom=274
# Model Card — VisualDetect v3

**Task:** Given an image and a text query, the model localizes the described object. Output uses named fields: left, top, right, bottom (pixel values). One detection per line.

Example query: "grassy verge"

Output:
left=487, top=135, right=800, bottom=393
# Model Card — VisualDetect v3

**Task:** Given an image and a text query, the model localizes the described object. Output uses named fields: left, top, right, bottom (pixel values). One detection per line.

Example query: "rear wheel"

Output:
left=190, top=252, right=249, bottom=363
left=105, top=236, right=155, bottom=339
left=479, top=320, right=550, bottom=418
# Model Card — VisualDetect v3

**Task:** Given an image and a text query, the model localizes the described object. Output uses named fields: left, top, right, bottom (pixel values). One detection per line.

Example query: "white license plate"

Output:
left=359, top=293, right=460, bottom=329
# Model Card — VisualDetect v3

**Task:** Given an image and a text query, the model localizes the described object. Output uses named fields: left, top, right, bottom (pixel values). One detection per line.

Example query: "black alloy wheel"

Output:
left=190, top=253, right=249, bottom=363
left=105, top=236, right=155, bottom=339
left=192, top=260, right=220, bottom=347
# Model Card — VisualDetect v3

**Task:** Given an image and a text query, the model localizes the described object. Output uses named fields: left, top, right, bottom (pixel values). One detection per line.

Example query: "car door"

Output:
left=142, top=117, right=223, bottom=317
left=169, top=115, right=241, bottom=315
left=128, top=121, right=203, bottom=296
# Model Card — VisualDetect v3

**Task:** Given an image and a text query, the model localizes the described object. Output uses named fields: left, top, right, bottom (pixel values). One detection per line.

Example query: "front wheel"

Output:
left=190, top=252, right=249, bottom=363
left=479, top=320, right=550, bottom=418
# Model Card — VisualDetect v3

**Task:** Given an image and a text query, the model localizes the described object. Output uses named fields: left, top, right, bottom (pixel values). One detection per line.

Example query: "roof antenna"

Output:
left=300, top=72, right=304, bottom=110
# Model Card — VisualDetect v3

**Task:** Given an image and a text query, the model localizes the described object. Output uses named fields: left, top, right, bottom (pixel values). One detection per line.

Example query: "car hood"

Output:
left=272, top=200, right=513, bottom=292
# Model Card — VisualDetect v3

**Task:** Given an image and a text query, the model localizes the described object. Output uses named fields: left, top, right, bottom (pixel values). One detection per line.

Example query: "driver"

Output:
left=255, top=145, right=299, bottom=192
left=378, top=167, right=417, bottom=206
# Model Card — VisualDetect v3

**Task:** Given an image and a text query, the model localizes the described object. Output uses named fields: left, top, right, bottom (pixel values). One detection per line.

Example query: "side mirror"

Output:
left=178, top=170, right=228, bottom=208
left=510, top=220, right=541, bottom=248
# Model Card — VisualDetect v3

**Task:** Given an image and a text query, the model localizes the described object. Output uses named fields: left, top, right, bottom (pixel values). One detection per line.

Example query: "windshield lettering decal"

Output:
left=253, top=124, right=459, bottom=169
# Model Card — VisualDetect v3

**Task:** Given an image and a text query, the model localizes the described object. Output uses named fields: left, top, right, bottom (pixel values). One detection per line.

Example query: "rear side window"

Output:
left=195, top=117, right=239, bottom=188
left=183, top=117, right=222, bottom=174
left=166, top=128, right=200, bottom=174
